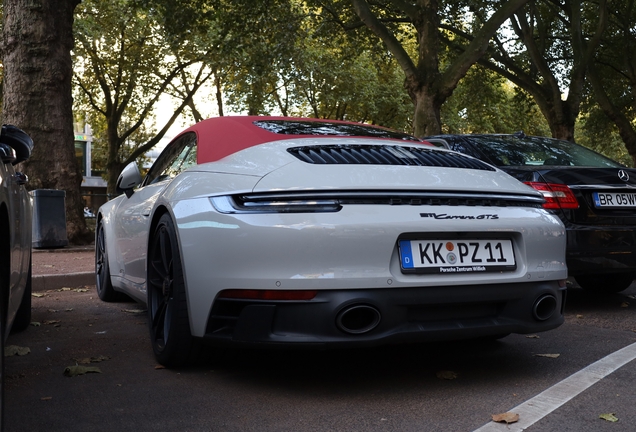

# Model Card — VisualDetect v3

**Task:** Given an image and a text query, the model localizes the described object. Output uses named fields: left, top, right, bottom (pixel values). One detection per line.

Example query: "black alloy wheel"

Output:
left=147, top=213, right=198, bottom=367
left=95, top=220, right=120, bottom=302
left=576, top=272, right=636, bottom=293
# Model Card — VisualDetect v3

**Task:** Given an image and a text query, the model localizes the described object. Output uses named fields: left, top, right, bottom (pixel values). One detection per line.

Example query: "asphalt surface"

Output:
left=6, top=249, right=636, bottom=431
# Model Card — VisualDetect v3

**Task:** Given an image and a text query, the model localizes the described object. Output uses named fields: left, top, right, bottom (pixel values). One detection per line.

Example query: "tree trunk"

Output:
left=549, top=117, right=576, bottom=142
left=2, top=0, right=92, bottom=245
left=215, top=75, right=224, bottom=117
left=408, top=80, right=442, bottom=136
left=106, top=161, right=126, bottom=197
left=350, top=0, right=529, bottom=136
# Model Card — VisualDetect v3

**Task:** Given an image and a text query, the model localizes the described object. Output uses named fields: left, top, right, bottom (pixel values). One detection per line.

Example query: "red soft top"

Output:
left=173, top=116, right=423, bottom=164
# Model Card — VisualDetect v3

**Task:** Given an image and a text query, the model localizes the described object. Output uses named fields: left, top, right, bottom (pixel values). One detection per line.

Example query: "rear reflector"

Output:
left=218, top=289, right=318, bottom=301
left=524, top=182, right=579, bottom=210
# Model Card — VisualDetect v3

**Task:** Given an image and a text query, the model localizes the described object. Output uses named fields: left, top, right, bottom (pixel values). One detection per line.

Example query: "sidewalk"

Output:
left=32, top=246, right=95, bottom=291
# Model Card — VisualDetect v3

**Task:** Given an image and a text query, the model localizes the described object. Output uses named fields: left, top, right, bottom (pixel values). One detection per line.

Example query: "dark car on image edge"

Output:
left=0, top=124, right=33, bottom=428
left=424, top=132, right=636, bottom=294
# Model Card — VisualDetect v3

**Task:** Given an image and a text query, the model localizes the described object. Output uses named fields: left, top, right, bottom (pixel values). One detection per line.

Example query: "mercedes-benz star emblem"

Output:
left=618, top=170, right=630, bottom=182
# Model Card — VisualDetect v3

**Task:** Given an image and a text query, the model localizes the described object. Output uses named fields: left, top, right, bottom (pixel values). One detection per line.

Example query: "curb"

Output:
left=33, top=272, right=95, bottom=292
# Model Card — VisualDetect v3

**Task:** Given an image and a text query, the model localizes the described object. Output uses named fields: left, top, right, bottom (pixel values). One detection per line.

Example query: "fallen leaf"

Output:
left=32, top=293, right=45, bottom=298
left=47, top=309, right=59, bottom=313
left=599, top=413, right=619, bottom=422
left=155, top=365, right=166, bottom=370
left=122, top=309, right=146, bottom=315
left=63, top=365, right=102, bottom=377
left=74, top=355, right=110, bottom=364
left=43, top=320, right=61, bottom=325
left=30, top=322, right=41, bottom=327
left=74, top=288, right=88, bottom=293
left=42, top=264, right=54, bottom=268
left=436, top=370, right=459, bottom=380
left=535, top=353, right=560, bottom=358
left=41, top=397, right=53, bottom=401
left=4, top=345, right=31, bottom=357
left=621, top=302, right=630, bottom=308
left=576, top=314, right=584, bottom=319
left=65, top=308, right=73, bottom=312
left=492, top=412, right=519, bottom=424
left=58, top=288, right=71, bottom=292
left=526, top=334, right=540, bottom=339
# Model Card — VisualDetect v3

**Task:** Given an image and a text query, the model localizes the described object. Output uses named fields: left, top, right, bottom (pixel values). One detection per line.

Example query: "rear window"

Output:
left=253, top=120, right=421, bottom=142
left=469, top=136, right=624, bottom=168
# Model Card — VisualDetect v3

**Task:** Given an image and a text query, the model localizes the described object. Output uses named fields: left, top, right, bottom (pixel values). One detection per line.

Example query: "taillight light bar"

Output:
left=218, top=289, right=318, bottom=301
left=524, top=182, right=579, bottom=210
left=210, top=195, right=341, bottom=214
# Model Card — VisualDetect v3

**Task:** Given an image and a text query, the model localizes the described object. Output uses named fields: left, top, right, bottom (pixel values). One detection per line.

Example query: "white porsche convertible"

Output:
left=96, top=116, right=567, bottom=367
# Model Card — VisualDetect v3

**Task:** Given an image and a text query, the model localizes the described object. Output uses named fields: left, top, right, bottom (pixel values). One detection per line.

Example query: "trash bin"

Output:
left=31, top=189, right=68, bottom=248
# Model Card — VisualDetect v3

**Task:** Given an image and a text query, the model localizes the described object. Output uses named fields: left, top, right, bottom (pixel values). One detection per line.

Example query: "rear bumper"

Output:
left=565, top=225, right=636, bottom=275
left=203, top=282, right=566, bottom=348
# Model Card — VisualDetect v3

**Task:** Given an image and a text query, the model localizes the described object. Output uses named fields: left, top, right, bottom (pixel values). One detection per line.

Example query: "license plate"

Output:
left=593, top=192, right=636, bottom=208
left=399, top=239, right=516, bottom=274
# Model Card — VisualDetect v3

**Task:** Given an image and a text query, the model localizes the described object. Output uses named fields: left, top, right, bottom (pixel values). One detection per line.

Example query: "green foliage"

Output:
left=73, top=0, right=216, bottom=192
left=221, top=1, right=413, bottom=131
left=220, top=0, right=305, bottom=114
left=280, top=36, right=412, bottom=130
left=69, top=0, right=636, bottom=170
left=576, top=108, right=633, bottom=166
left=441, top=65, right=550, bottom=136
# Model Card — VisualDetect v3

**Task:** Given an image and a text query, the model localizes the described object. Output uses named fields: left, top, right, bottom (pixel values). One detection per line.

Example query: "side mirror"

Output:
left=0, top=125, right=34, bottom=165
left=0, top=143, right=16, bottom=164
left=116, top=162, right=143, bottom=198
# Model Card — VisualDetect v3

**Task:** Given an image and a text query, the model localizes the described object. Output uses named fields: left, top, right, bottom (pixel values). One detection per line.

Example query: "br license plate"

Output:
left=593, top=192, right=636, bottom=208
left=399, top=239, right=516, bottom=274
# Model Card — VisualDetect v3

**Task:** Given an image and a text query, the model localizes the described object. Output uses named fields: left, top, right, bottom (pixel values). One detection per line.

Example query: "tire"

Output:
left=576, top=272, right=636, bottom=293
left=0, top=218, right=7, bottom=431
left=0, top=291, right=4, bottom=432
left=95, top=220, right=121, bottom=302
left=147, top=213, right=198, bottom=367
left=11, top=255, right=31, bottom=333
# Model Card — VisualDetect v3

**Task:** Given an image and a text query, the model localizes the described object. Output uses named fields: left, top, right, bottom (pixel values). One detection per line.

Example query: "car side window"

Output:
left=144, top=132, right=197, bottom=186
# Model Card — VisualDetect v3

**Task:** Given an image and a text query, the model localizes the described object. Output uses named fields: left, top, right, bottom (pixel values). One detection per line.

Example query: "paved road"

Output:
left=5, top=283, right=636, bottom=431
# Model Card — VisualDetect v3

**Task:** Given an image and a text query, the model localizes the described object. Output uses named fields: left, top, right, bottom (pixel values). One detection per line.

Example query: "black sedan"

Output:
left=425, top=133, right=636, bottom=293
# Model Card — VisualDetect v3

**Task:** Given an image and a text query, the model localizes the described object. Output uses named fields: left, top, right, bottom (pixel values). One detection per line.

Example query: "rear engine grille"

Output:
left=287, top=144, right=495, bottom=171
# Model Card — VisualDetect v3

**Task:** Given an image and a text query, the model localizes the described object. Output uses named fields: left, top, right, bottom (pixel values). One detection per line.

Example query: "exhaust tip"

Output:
left=533, top=294, right=557, bottom=321
left=336, top=304, right=381, bottom=334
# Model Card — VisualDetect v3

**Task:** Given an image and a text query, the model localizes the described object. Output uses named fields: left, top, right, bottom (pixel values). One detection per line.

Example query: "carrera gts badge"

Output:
left=420, top=213, right=499, bottom=220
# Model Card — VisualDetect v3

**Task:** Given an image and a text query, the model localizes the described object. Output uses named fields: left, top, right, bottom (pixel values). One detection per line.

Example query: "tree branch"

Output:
left=350, top=0, right=418, bottom=80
